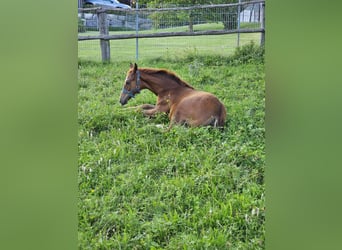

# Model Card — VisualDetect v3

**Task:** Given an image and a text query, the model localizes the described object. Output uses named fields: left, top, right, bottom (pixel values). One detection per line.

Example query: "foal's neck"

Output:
left=140, top=70, right=186, bottom=95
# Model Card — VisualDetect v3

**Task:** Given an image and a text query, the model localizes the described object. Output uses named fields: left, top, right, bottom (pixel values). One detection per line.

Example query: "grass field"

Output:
left=78, top=23, right=262, bottom=62
left=78, top=44, right=265, bottom=249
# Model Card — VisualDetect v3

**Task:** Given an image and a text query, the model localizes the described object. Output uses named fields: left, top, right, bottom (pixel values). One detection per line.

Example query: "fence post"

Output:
left=260, top=2, right=265, bottom=46
left=135, top=0, right=139, bottom=61
left=237, top=0, right=241, bottom=47
left=98, top=10, right=110, bottom=62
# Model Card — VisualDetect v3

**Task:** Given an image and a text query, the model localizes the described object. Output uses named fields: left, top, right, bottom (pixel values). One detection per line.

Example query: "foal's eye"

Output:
left=125, top=80, right=130, bottom=85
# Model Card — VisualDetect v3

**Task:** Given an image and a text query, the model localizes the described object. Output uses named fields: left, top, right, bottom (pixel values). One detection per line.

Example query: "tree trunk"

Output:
left=188, top=11, right=194, bottom=32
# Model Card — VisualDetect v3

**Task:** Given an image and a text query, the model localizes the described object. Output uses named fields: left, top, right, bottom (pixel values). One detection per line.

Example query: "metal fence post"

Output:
left=237, top=0, right=241, bottom=47
left=98, top=10, right=110, bottom=62
left=135, top=0, right=139, bottom=61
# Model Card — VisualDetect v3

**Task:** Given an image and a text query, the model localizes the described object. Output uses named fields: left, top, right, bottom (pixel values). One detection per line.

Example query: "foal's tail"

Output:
left=217, top=104, right=227, bottom=128
left=208, top=103, right=227, bottom=128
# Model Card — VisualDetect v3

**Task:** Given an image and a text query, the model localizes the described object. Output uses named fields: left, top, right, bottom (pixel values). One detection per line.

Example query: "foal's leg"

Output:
left=143, top=101, right=170, bottom=118
left=164, top=119, right=175, bottom=132
left=124, top=104, right=155, bottom=110
left=140, top=104, right=155, bottom=110
left=142, top=107, right=160, bottom=117
left=124, top=104, right=155, bottom=111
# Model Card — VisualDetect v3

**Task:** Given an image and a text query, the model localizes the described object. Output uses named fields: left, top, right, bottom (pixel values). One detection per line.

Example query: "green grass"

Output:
left=78, top=45, right=265, bottom=249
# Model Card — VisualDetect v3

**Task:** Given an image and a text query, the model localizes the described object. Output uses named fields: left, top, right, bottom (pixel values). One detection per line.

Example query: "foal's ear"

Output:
left=129, top=63, right=138, bottom=73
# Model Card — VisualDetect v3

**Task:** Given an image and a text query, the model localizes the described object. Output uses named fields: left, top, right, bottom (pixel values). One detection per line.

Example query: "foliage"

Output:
left=176, top=41, right=264, bottom=66
left=143, top=0, right=239, bottom=31
left=230, top=41, right=265, bottom=64
left=78, top=48, right=265, bottom=249
left=142, top=0, right=235, bottom=6
left=149, top=10, right=189, bottom=29
left=134, top=0, right=259, bottom=30
left=221, top=6, right=238, bottom=30
left=78, top=17, right=86, bottom=33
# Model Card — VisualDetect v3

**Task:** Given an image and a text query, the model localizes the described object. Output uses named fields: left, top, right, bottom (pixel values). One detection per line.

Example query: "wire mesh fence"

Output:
left=78, top=1, right=264, bottom=62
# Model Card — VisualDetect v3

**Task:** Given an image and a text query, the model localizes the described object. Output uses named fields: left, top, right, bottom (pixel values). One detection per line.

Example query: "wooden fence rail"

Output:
left=78, top=28, right=264, bottom=41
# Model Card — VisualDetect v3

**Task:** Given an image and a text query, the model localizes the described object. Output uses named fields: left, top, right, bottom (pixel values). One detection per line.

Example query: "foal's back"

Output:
left=170, top=90, right=226, bottom=127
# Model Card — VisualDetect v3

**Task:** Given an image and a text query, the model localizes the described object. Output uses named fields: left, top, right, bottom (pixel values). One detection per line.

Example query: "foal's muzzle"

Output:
left=120, top=99, right=127, bottom=106
left=119, top=93, right=129, bottom=106
left=119, top=87, right=140, bottom=106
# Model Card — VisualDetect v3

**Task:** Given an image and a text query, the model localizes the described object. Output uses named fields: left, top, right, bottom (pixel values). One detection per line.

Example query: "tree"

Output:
left=139, top=0, right=240, bottom=31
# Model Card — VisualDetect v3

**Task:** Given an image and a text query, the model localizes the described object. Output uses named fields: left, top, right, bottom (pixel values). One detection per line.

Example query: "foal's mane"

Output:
left=140, top=68, right=194, bottom=89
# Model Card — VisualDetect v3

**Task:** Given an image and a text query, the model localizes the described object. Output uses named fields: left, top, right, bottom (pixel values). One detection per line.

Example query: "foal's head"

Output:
left=119, top=63, right=141, bottom=105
